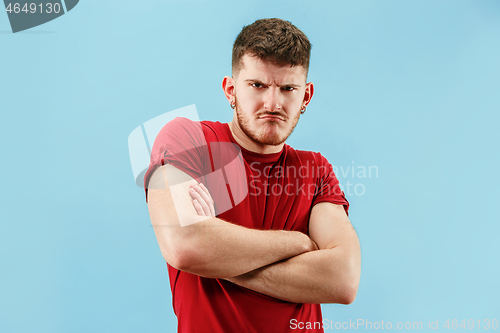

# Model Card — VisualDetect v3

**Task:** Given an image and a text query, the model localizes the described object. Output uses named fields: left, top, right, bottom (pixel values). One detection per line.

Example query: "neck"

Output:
left=228, top=119, right=285, bottom=155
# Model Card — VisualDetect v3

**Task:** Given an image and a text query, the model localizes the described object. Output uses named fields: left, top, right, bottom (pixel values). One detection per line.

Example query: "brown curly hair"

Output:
left=232, top=18, right=311, bottom=77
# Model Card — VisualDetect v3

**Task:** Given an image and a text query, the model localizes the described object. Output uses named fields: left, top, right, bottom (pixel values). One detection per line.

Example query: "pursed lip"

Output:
left=259, top=115, right=285, bottom=122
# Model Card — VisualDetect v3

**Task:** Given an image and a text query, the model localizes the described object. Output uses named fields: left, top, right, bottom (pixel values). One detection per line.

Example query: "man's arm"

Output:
left=147, top=164, right=318, bottom=279
left=224, top=202, right=361, bottom=304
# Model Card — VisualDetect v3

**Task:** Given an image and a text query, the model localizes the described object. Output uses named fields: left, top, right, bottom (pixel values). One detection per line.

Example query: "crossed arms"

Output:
left=147, top=164, right=361, bottom=304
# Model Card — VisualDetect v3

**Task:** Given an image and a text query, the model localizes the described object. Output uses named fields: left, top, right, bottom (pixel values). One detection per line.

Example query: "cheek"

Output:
left=287, top=93, right=304, bottom=106
left=239, top=94, right=261, bottom=110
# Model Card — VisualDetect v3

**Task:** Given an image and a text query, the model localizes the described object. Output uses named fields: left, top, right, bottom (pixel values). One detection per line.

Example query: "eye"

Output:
left=251, top=82, right=263, bottom=88
left=282, top=86, right=295, bottom=91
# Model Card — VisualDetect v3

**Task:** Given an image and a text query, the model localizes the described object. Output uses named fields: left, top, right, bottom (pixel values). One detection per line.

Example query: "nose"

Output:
left=263, top=87, right=283, bottom=112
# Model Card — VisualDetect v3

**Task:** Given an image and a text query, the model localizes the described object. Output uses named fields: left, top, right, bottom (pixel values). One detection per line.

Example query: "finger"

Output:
left=199, top=183, right=213, bottom=200
left=191, top=185, right=214, bottom=217
left=189, top=184, right=215, bottom=217
left=189, top=187, right=212, bottom=216
left=192, top=199, right=205, bottom=216
left=198, top=183, right=215, bottom=217
left=193, top=184, right=213, bottom=206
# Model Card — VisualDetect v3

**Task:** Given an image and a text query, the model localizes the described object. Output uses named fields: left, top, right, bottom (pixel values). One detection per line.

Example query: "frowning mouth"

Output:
left=259, top=114, right=285, bottom=122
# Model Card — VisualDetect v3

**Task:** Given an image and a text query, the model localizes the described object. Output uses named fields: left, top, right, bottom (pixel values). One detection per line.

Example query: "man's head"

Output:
left=224, top=18, right=314, bottom=153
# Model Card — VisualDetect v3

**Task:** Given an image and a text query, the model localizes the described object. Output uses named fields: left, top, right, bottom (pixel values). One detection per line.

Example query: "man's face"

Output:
left=232, top=54, right=311, bottom=146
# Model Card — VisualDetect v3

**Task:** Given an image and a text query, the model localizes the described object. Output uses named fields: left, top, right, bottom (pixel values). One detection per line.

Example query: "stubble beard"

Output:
left=234, top=96, right=301, bottom=146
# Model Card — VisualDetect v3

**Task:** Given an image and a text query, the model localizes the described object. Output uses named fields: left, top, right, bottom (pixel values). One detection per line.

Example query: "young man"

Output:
left=145, top=18, right=361, bottom=333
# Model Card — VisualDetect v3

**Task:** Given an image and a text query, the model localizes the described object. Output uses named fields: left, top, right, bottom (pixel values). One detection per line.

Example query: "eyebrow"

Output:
left=244, top=79, right=302, bottom=88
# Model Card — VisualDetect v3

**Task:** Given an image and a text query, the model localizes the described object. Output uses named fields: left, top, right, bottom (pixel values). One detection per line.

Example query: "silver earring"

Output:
left=300, top=106, right=306, bottom=114
left=230, top=100, right=235, bottom=109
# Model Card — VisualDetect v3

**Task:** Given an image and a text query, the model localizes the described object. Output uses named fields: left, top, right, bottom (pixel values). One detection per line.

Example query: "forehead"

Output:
left=236, top=54, right=307, bottom=84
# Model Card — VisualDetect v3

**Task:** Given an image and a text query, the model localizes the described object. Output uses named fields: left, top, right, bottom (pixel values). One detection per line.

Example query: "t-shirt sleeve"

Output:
left=312, top=154, right=350, bottom=216
left=143, top=117, right=210, bottom=203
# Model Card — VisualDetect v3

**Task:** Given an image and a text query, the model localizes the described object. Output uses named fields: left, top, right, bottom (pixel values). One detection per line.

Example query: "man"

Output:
left=145, top=18, right=361, bottom=333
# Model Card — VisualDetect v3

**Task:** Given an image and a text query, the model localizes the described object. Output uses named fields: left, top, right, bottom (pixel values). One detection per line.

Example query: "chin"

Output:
left=255, top=131, right=287, bottom=146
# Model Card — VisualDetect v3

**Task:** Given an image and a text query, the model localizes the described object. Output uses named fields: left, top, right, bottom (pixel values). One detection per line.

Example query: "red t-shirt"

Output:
left=144, top=118, right=349, bottom=333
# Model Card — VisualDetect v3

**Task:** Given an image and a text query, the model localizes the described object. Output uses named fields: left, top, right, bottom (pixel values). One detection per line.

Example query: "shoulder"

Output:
left=160, top=117, right=201, bottom=132
left=285, top=145, right=331, bottom=166
left=155, top=117, right=224, bottom=141
left=154, top=117, right=200, bottom=140
left=151, top=117, right=205, bottom=151
left=284, top=145, right=339, bottom=182
left=199, top=120, right=228, bottom=137
left=151, top=118, right=232, bottom=160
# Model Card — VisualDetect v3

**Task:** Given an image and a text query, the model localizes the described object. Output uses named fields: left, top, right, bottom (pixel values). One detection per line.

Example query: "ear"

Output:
left=302, top=82, right=314, bottom=108
left=222, top=76, right=236, bottom=103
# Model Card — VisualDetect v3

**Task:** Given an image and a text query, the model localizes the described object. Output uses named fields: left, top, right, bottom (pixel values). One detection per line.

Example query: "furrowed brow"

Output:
left=280, top=83, right=302, bottom=88
left=245, top=79, right=268, bottom=85
left=244, top=79, right=301, bottom=88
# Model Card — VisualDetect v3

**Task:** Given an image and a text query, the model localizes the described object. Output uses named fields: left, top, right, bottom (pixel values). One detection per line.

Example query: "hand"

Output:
left=189, top=183, right=216, bottom=217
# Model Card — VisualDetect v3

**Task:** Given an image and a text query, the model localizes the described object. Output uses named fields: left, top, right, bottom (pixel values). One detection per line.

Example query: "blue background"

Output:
left=1, top=1, right=499, bottom=332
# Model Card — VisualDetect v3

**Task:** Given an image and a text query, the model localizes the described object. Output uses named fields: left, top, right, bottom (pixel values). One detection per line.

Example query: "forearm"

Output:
left=153, top=212, right=316, bottom=279
left=225, top=246, right=360, bottom=304
left=149, top=176, right=317, bottom=279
